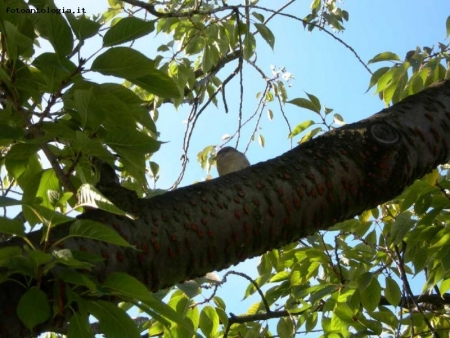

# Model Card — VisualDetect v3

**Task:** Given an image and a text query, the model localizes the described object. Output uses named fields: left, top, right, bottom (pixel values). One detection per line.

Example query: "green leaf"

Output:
left=305, top=92, right=321, bottom=111
left=252, top=12, right=265, bottom=22
left=243, top=32, right=256, bottom=60
left=368, top=52, right=400, bottom=64
left=32, top=52, right=77, bottom=93
left=358, top=273, right=381, bottom=312
left=76, top=184, right=132, bottom=218
left=86, top=300, right=140, bottom=338
left=17, top=287, right=51, bottom=330
left=105, top=130, right=160, bottom=167
left=446, top=15, right=450, bottom=38
left=69, top=219, right=131, bottom=247
left=68, top=312, right=92, bottom=338
left=287, top=98, right=320, bottom=114
left=366, top=67, right=390, bottom=92
left=91, top=48, right=180, bottom=98
left=384, top=276, right=401, bottom=306
left=0, top=196, right=22, bottom=207
left=66, top=13, right=101, bottom=40
left=5, top=143, right=40, bottom=179
left=3, top=21, right=34, bottom=60
left=289, top=120, right=315, bottom=138
left=0, top=217, right=25, bottom=237
left=24, top=204, right=73, bottom=228
left=104, top=17, right=155, bottom=46
left=31, top=10, right=73, bottom=56
left=254, top=23, right=275, bottom=49
left=391, top=212, right=416, bottom=244
left=199, top=306, right=220, bottom=337
left=131, top=72, right=181, bottom=98
left=92, top=47, right=156, bottom=79
left=311, top=0, right=321, bottom=11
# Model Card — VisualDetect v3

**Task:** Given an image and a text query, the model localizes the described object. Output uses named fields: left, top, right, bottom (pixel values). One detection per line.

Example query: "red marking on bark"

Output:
left=359, top=151, right=366, bottom=159
left=277, top=188, right=284, bottom=196
left=269, top=207, right=275, bottom=217
left=372, top=145, right=379, bottom=152
left=208, top=230, right=214, bottom=238
left=80, top=246, right=87, bottom=252
left=327, top=159, right=333, bottom=166
left=284, top=173, right=291, bottom=179
left=210, top=209, right=216, bottom=216
left=293, top=197, right=301, bottom=207
left=253, top=198, right=260, bottom=206
left=284, top=217, right=289, bottom=225
left=102, top=250, right=109, bottom=260
left=168, top=247, right=175, bottom=258
left=153, top=242, right=160, bottom=251
left=162, top=214, right=168, bottom=222
left=296, top=187, right=304, bottom=197
left=197, top=229, right=204, bottom=238
left=151, top=228, right=158, bottom=236
left=122, top=234, right=128, bottom=241
left=350, top=185, right=356, bottom=194
left=317, top=185, right=325, bottom=195
left=112, top=222, right=120, bottom=231
left=138, top=253, right=145, bottom=265
left=378, top=162, right=387, bottom=169
left=184, top=222, right=190, bottom=229
left=254, top=226, right=259, bottom=236
left=235, top=209, right=241, bottom=220
left=201, top=206, right=208, bottom=214
left=433, top=146, right=439, bottom=156
left=424, top=112, right=433, bottom=122
left=244, top=223, right=250, bottom=234
left=238, top=190, right=245, bottom=197
left=217, top=202, right=224, bottom=209
left=184, top=209, right=189, bottom=216
left=256, top=182, right=264, bottom=189
left=429, top=126, right=440, bottom=142
left=327, top=194, right=334, bottom=203
left=310, top=189, right=317, bottom=198
left=317, top=152, right=323, bottom=158
left=185, top=238, right=190, bottom=249
left=234, top=196, right=241, bottom=203
left=235, top=184, right=243, bottom=190
left=243, top=205, right=250, bottom=214
left=326, top=181, right=333, bottom=189
left=201, top=196, right=207, bottom=202
left=171, top=234, right=177, bottom=241
left=192, top=223, right=198, bottom=231
left=190, top=200, right=196, bottom=206
left=341, top=148, right=348, bottom=155
left=416, top=129, right=425, bottom=141
left=116, top=250, right=124, bottom=262
left=307, top=172, right=315, bottom=180
left=142, top=243, right=148, bottom=253
left=201, top=218, right=208, bottom=225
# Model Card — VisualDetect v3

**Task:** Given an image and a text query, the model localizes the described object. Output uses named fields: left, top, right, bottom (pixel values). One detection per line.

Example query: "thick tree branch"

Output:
left=1, top=81, right=450, bottom=336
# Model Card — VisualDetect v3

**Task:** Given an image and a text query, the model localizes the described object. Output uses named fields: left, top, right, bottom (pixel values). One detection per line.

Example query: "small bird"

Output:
left=216, top=147, right=250, bottom=177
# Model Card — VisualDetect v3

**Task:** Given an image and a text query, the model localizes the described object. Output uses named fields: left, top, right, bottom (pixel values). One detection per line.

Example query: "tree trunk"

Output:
left=1, top=80, right=450, bottom=337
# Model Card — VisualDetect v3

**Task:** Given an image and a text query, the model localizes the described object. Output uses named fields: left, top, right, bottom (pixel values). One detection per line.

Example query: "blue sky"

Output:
left=45, top=0, right=450, bottom=335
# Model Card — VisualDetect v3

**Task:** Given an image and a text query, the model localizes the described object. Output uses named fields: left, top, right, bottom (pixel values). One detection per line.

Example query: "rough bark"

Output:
left=1, top=80, right=450, bottom=336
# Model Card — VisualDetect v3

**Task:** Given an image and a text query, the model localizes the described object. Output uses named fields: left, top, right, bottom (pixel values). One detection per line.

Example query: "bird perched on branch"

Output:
left=216, top=147, right=250, bottom=177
